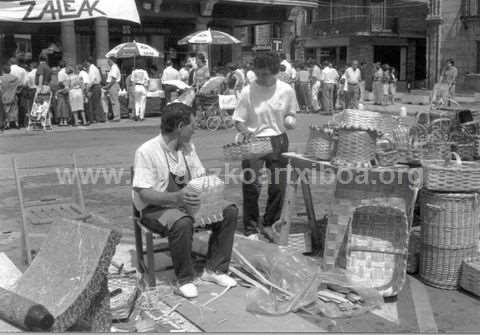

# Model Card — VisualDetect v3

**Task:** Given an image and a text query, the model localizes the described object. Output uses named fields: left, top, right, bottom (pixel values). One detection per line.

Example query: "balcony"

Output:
left=302, top=15, right=425, bottom=38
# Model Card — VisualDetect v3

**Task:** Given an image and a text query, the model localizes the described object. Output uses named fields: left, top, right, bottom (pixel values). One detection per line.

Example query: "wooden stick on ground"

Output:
left=229, top=266, right=269, bottom=294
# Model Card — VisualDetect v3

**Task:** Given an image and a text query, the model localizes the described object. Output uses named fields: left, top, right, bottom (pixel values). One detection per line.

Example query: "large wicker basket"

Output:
left=223, top=134, right=273, bottom=161
left=304, top=125, right=336, bottom=161
left=419, top=190, right=480, bottom=249
left=420, top=245, right=477, bottom=290
left=347, top=205, right=409, bottom=297
left=460, top=257, right=480, bottom=297
left=335, top=109, right=384, bottom=131
left=332, top=128, right=379, bottom=168
left=422, top=152, right=480, bottom=192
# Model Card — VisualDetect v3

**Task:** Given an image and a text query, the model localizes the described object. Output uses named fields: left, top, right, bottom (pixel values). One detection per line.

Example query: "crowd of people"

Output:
left=0, top=50, right=403, bottom=133
left=0, top=55, right=122, bottom=132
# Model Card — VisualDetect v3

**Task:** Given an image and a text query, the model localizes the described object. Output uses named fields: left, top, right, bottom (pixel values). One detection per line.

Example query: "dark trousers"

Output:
left=0, top=100, right=4, bottom=129
left=169, top=205, right=238, bottom=285
left=241, top=133, right=289, bottom=236
left=88, top=84, right=105, bottom=122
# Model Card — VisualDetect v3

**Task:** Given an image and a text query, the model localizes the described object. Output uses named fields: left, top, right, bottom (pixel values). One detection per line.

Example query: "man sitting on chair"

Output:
left=132, top=102, right=238, bottom=298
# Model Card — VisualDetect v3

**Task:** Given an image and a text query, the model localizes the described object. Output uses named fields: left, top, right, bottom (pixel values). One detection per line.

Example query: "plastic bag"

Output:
left=233, top=238, right=383, bottom=318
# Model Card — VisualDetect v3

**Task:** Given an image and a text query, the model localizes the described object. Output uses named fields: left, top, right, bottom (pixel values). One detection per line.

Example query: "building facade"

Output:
left=299, top=0, right=428, bottom=90
left=0, top=0, right=317, bottom=71
left=427, top=0, right=480, bottom=90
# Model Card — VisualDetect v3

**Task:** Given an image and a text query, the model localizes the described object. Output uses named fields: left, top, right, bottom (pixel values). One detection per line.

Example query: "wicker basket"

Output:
left=460, top=257, right=480, bottom=296
left=223, top=134, right=273, bottom=161
left=397, top=141, right=452, bottom=164
left=420, top=245, right=477, bottom=290
left=455, top=142, right=475, bottom=161
left=335, top=109, right=384, bottom=131
left=304, top=125, right=336, bottom=161
left=332, top=128, right=379, bottom=167
left=473, top=137, right=480, bottom=159
left=419, top=190, right=480, bottom=249
left=422, top=152, right=480, bottom=192
left=279, top=232, right=313, bottom=254
left=407, top=227, right=422, bottom=274
left=347, top=205, right=409, bottom=297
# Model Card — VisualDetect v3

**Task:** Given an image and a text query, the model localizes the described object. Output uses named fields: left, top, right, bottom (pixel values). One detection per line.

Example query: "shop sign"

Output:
left=0, top=0, right=140, bottom=23
left=272, top=39, right=283, bottom=52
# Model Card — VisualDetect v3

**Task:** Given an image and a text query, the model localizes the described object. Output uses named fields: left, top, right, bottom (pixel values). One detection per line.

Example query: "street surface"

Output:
left=1, top=103, right=479, bottom=332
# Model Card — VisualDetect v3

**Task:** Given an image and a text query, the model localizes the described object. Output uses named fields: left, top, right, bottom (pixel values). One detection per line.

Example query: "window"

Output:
left=463, top=0, right=480, bottom=16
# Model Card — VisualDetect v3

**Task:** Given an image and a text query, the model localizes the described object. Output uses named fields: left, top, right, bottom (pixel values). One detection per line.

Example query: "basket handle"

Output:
left=449, top=152, right=462, bottom=166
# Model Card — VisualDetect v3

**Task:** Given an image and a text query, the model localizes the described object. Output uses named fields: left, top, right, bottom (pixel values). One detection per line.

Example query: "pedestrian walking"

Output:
left=311, top=61, right=323, bottom=113
left=179, top=62, right=190, bottom=84
left=246, top=62, right=257, bottom=85
left=322, top=61, right=339, bottom=115
left=337, top=67, right=347, bottom=110
left=104, top=57, right=121, bottom=121
left=162, top=59, right=181, bottom=102
left=372, top=62, right=384, bottom=105
left=389, top=67, right=397, bottom=105
left=441, top=59, right=458, bottom=105
left=382, top=64, right=391, bottom=106
left=193, top=54, right=210, bottom=91
left=131, top=63, right=150, bottom=121
left=35, top=54, right=52, bottom=94
left=9, top=57, right=28, bottom=127
left=359, top=61, right=367, bottom=103
left=233, top=52, right=298, bottom=241
left=345, top=60, right=361, bottom=109
left=68, top=65, right=88, bottom=126
left=55, top=82, right=70, bottom=126
left=84, top=57, right=104, bottom=123
left=0, top=64, right=20, bottom=129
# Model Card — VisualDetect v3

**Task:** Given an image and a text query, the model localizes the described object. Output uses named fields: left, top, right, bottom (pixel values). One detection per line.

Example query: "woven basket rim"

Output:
left=422, top=159, right=480, bottom=171
left=421, top=189, right=480, bottom=199
left=338, top=125, right=383, bottom=136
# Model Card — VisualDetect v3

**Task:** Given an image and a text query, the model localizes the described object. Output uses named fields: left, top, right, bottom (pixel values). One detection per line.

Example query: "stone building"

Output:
left=299, top=0, right=428, bottom=90
left=427, top=0, right=480, bottom=90
left=0, top=0, right=317, bottom=71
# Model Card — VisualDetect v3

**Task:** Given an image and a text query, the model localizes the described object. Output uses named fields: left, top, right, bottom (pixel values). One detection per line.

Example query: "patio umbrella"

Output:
left=105, top=40, right=160, bottom=66
left=106, top=40, right=160, bottom=58
left=178, top=29, right=241, bottom=45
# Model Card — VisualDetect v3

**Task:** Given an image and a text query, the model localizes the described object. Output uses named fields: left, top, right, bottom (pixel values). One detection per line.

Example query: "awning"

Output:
left=0, top=0, right=140, bottom=24
left=223, top=0, right=318, bottom=8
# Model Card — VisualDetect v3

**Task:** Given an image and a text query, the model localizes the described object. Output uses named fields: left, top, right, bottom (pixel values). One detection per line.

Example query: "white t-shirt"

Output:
left=281, top=59, right=293, bottom=79
left=131, top=69, right=150, bottom=85
left=345, top=67, right=361, bottom=84
left=246, top=70, right=256, bottom=84
left=10, top=64, right=27, bottom=86
left=233, top=79, right=298, bottom=137
left=132, top=135, right=206, bottom=211
left=161, top=66, right=181, bottom=83
left=107, top=63, right=121, bottom=84
left=88, top=64, right=102, bottom=85
left=58, top=68, right=69, bottom=84
left=79, top=70, right=90, bottom=86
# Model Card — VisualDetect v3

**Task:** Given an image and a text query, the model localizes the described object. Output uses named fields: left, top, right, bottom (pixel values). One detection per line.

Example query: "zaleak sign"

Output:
left=0, top=0, right=140, bottom=23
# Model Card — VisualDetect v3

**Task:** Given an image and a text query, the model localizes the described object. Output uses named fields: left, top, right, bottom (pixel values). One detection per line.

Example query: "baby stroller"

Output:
left=196, top=77, right=234, bottom=131
left=27, top=90, right=53, bottom=131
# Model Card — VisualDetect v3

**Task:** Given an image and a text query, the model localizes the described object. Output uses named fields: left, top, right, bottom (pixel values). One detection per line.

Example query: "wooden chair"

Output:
left=131, top=166, right=171, bottom=287
left=12, top=153, right=91, bottom=265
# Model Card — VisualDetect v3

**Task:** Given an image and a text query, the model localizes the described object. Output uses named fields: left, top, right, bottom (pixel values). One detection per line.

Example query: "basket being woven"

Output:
left=304, top=125, right=336, bottom=161
left=420, top=190, right=480, bottom=249
left=420, top=245, right=477, bottom=290
left=422, top=152, right=480, bottom=192
left=333, top=128, right=378, bottom=167
left=460, top=257, right=480, bottom=297
left=347, top=205, right=409, bottom=297
left=223, top=134, right=273, bottom=161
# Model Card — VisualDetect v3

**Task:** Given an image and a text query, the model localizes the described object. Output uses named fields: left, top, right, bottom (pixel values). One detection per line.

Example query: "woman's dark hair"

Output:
left=160, top=102, right=195, bottom=134
left=253, top=52, right=280, bottom=75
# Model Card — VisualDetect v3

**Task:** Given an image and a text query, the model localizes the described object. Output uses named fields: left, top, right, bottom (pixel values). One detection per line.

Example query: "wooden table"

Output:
left=273, top=153, right=421, bottom=253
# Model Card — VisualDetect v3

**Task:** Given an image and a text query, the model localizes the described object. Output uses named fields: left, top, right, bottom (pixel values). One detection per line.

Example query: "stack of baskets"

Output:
left=331, top=109, right=387, bottom=168
left=419, top=153, right=480, bottom=289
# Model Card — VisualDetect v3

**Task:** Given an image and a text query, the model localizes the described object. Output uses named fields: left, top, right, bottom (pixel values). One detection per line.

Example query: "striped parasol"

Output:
left=105, top=40, right=161, bottom=58
left=178, top=29, right=241, bottom=45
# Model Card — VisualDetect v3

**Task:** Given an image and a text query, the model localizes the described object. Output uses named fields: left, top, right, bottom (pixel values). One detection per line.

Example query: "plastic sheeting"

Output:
left=233, top=238, right=383, bottom=319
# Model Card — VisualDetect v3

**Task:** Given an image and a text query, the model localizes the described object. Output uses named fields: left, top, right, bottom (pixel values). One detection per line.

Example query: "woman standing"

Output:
left=382, top=64, right=391, bottom=106
left=233, top=52, right=299, bottom=240
left=68, top=65, right=87, bottom=126
left=0, top=64, right=20, bottom=129
left=372, top=62, right=384, bottom=105
left=389, top=67, right=397, bottom=105
left=130, top=63, right=150, bottom=121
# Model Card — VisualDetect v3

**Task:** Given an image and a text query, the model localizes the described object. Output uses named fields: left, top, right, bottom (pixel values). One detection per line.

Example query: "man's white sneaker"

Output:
left=177, top=283, right=198, bottom=298
left=201, top=270, right=237, bottom=287
left=246, top=233, right=260, bottom=241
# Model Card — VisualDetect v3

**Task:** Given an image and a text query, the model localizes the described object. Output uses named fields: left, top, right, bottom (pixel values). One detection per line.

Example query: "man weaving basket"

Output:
left=132, top=102, right=238, bottom=298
